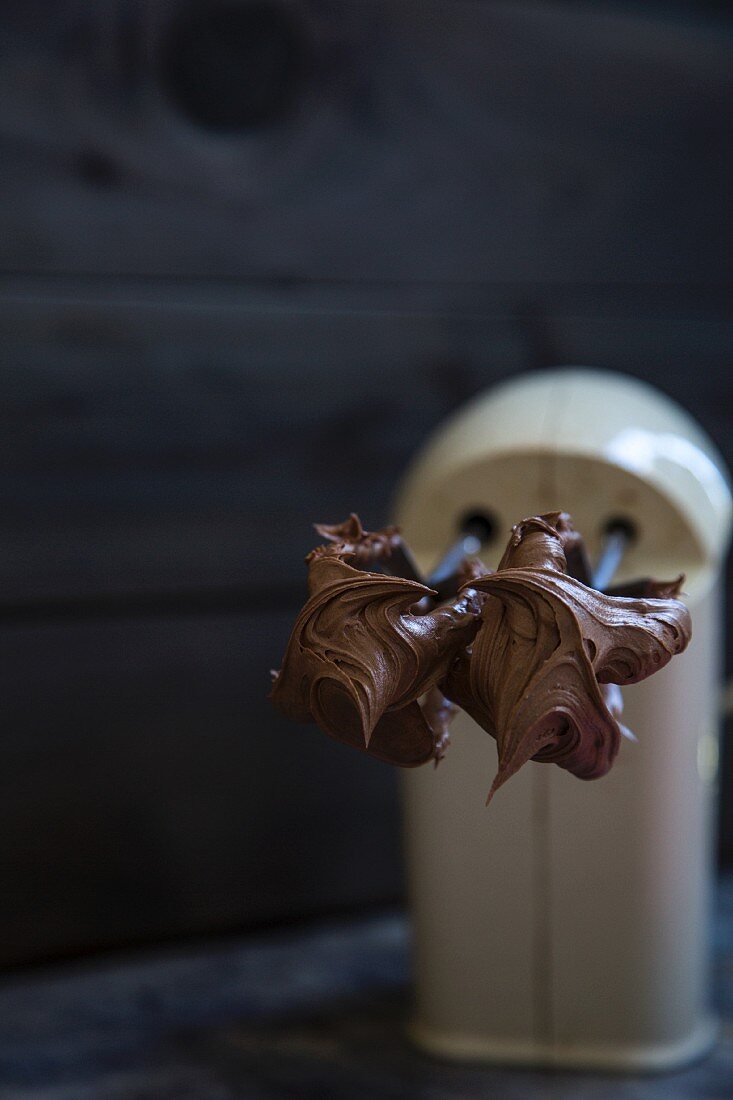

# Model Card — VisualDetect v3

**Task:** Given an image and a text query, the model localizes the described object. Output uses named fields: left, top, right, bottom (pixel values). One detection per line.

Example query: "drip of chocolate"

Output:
left=421, top=687, right=459, bottom=765
left=270, top=512, right=691, bottom=804
left=445, top=512, right=691, bottom=802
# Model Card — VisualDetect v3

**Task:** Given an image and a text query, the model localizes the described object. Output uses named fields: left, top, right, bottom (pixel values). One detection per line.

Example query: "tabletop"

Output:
left=2, top=877, right=732, bottom=1099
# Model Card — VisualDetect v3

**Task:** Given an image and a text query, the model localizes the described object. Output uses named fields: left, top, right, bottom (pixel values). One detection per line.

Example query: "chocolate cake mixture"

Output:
left=270, top=513, right=691, bottom=803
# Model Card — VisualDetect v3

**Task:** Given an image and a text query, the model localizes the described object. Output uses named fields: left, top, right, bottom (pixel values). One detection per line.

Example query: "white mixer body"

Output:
left=395, top=369, right=731, bottom=1069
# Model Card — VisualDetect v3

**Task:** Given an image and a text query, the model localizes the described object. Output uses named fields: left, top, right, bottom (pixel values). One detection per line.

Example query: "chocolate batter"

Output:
left=270, top=512, right=691, bottom=802
left=270, top=538, right=482, bottom=766
left=445, top=513, right=690, bottom=801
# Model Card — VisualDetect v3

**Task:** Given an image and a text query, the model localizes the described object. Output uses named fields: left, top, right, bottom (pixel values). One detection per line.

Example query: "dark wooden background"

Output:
left=1, top=0, right=731, bottom=966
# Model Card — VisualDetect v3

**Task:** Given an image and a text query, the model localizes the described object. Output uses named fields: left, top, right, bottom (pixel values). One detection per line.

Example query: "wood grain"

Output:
left=1, top=283, right=730, bottom=603
left=0, top=2, right=729, bottom=284
left=0, top=608, right=407, bottom=965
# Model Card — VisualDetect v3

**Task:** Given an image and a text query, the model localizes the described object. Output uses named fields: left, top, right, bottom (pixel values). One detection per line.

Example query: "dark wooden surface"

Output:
left=1, top=1, right=730, bottom=284
left=1, top=0, right=732, bottom=965
left=1, top=877, right=732, bottom=1099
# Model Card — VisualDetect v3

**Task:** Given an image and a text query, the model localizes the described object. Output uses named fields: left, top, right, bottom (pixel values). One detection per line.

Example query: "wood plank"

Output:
left=1, top=285, right=730, bottom=602
left=0, top=288, right=527, bottom=600
left=0, top=608, right=405, bottom=965
left=0, top=1, right=729, bottom=284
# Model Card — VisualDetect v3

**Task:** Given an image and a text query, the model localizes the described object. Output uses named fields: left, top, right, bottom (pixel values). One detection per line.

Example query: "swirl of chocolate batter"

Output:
left=444, top=513, right=691, bottom=802
left=270, top=535, right=483, bottom=766
left=270, top=511, right=691, bottom=803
